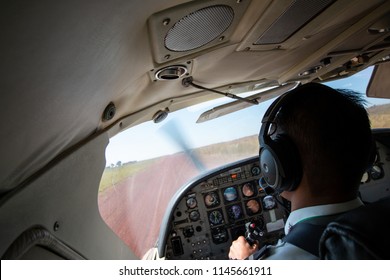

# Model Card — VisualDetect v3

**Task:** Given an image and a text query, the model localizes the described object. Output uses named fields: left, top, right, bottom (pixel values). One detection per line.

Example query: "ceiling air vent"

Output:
left=254, top=0, right=335, bottom=45
left=155, top=65, right=188, bottom=80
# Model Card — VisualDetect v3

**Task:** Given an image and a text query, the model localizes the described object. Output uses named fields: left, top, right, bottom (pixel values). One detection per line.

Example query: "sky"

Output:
left=105, top=66, right=390, bottom=166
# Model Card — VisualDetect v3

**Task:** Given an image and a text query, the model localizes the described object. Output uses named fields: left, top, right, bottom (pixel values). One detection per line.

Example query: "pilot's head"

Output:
left=259, top=83, right=372, bottom=202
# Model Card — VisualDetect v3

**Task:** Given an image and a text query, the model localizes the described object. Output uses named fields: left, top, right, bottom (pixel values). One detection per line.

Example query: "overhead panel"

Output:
left=254, top=0, right=336, bottom=45
left=148, top=0, right=251, bottom=64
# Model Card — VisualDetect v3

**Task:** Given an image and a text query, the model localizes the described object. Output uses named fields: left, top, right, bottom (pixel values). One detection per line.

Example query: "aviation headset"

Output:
left=259, top=83, right=377, bottom=194
left=258, top=85, right=306, bottom=194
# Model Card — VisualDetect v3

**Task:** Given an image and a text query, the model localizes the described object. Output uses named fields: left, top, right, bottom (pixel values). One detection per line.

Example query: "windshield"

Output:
left=98, top=66, right=390, bottom=258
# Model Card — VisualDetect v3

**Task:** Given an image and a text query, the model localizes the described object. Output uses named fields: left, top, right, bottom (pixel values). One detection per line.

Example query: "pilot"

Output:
left=229, top=83, right=373, bottom=260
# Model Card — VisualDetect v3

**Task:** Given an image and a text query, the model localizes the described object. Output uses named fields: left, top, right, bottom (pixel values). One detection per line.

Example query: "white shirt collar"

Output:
left=284, top=198, right=364, bottom=235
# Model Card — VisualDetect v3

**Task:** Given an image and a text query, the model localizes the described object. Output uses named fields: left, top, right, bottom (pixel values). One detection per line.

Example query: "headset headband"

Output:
left=259, top=85, right=300, bottom=146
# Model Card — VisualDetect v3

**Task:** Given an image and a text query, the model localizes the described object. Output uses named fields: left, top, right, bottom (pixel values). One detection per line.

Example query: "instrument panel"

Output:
left=158, top=131, right=390, bottom=260
left=159, top=157, right=288, bottom=260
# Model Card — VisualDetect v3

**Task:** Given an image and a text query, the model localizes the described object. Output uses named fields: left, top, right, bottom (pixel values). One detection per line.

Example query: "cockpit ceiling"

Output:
left=1, top=0, right=390, bottom=193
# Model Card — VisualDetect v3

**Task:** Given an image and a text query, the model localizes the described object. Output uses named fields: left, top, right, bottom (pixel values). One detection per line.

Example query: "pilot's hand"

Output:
left=228, top=236, right=258, bottom=260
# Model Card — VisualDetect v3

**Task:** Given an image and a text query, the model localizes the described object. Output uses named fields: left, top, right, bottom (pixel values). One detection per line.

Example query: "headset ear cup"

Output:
left=260, top=135, right=302, bottom=192
left=259, top=146, right=280, bottom=190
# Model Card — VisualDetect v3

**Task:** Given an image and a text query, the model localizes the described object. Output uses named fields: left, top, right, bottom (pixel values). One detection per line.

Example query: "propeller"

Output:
left=160, top=119, right=206, bottom=172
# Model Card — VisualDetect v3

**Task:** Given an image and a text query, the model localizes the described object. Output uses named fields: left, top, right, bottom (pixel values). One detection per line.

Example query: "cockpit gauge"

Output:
left=189, top=210, right=200, bottom=221
left=227, top=204, right=243, bottom=221
left=208, top=209, right=224, bottom=226
left=263, top=195, right=276, bottom=210
left=242, top=182, right=255, bottom=197
left=223, top=187, right=238, bottom=202
left=186, top=197, right=197, bottom=209
left=370, top=164, right=384, bottom=180
left=251, top=166, right=261, bottom=176
left=246, top=199, right=261, bottom=215
left=204, top=192, right=220, bottom=208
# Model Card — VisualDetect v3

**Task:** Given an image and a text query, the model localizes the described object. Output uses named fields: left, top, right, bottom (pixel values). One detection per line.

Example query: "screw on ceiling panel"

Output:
left=163, top=18, right=170, bottom=26
left=53, top=221, right=60, bottom=231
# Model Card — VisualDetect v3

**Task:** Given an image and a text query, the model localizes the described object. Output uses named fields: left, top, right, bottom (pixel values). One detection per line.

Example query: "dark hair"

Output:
left=275, top=83, right=372, bottom=197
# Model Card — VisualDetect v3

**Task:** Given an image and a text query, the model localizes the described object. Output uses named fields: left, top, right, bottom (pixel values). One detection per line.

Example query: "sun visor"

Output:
left=196, top=82, right=299, bottom=123
left=367, top=63, right=390, bottom=99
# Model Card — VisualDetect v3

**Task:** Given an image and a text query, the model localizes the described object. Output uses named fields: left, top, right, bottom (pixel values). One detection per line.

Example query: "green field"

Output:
left=368, top=104, right=390, bottom=128
left=99, top=159, right=156, bottom=192
left=99, top=135, right=259, bottom=193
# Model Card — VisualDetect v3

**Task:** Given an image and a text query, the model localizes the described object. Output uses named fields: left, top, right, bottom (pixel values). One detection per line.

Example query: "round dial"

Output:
left=251, top=166, right=261, bottom=176
left=263, top=195, right=276, bottom=210
left=209, top=210, right=223, bottom=226
left=189, top=210, right=200, bottom=221
left=246, top=199, right=261, bottom=215
left=186, top=197, right=197, bottom=209
left=204, top=192, right=220, bottom=208
left=227, top=204, right=243, bottom=221
left=242, top=182, right=255, bottom=197
left=223, top=187, right=238, bottom=202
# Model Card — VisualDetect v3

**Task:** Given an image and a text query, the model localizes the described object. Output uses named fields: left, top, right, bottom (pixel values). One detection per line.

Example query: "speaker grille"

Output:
left=254, top=0, right=335, bottom=45
left=164, top=5, right=234, bottom=52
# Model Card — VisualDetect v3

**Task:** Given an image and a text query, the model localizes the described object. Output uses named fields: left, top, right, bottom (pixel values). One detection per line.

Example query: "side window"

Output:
left=324, top=66, right=390, bottom=129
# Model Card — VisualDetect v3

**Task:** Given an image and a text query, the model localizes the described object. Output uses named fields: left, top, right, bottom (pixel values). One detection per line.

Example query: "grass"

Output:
left=368, top=103, right=390, bottom=128
left=99, top=159, right=156, bottom=193
left=369, top=113, right=390, bottom=128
